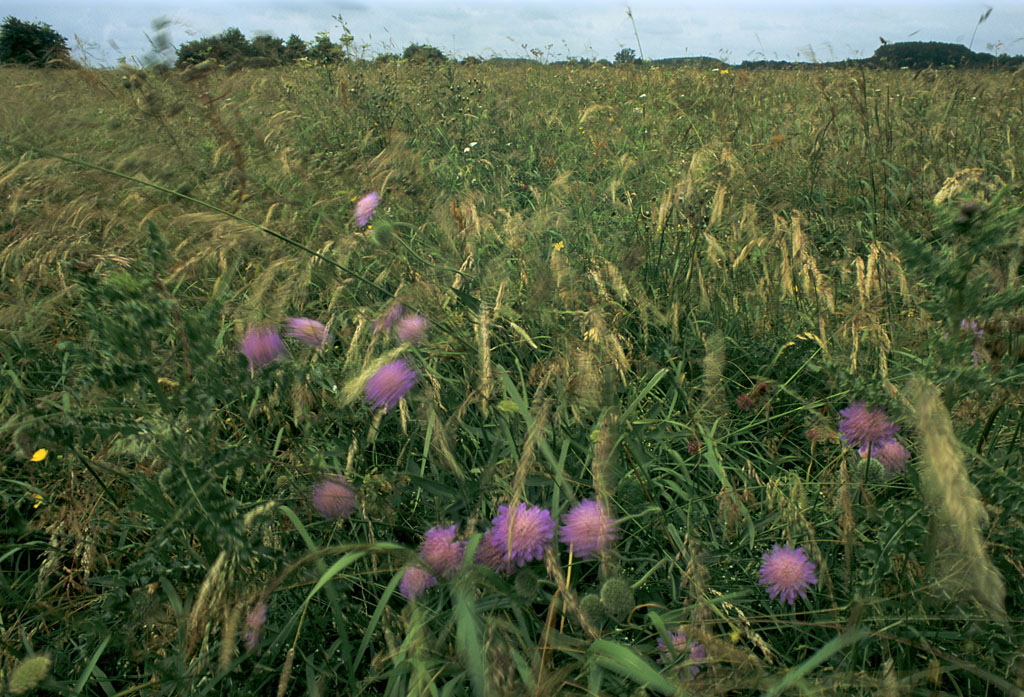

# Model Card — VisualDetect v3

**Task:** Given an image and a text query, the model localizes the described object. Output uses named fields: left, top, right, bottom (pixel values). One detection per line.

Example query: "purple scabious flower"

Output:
left=239, top=326, right=287, bottom=370
left=399, top=564, right=437, bottom=601
left=311, top=475, right=357, bottom=520
left=838, top=401, right=898, bottom=450
left=364, top=359, right=419, bottom=410
left=559, top=499, right=619, bottom=559
left=860, top=438, right=910, bottom=474
left=395, top=314, right=429, bottom=343
left=420, top=525, right=465, bottom=579
left=284, top=317, right=331, bottom=349
left=354, top=191, right=381, bottom=227
left=656, top=629, right=705, bottom=679
left=487, top=503, right=555, bottom=568
left=474, top=532, right=516, bottom=575
left=758, top=544, right=818, bottom=606
left=243, top=602, right=268, bottom=650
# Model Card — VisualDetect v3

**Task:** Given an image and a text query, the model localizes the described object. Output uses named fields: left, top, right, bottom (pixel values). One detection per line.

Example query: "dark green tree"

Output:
left=308, top=31, right=343, bottom=64
left=0, top=16, right=70, bottom=67
left=614, top=47, right=638, bottom=65
left=402, top=43, right=446, bottom=63
left=283, top=34, right=307, bottom=62
left=251, top=34, right=284, bottom=63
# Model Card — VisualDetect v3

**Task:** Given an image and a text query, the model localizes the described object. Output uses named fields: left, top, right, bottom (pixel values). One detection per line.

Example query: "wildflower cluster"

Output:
left=400, top=498, right=619, bottom=601
left=239, top=317, right=330, bottom=371
left=839, top=400, right=911, bottom=473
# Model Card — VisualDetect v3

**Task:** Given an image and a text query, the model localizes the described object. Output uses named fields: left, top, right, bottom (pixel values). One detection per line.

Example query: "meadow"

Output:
left=1, top=59, right=1023, bottom=696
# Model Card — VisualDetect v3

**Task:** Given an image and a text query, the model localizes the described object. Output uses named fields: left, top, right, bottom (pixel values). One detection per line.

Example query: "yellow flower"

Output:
left=721, top=69, right=730, bottom=75
left=553, top=241, right=565, bottom=251
left=30, top=492, right=44, bottom=509
left=30, top=449, right=48, bottom=462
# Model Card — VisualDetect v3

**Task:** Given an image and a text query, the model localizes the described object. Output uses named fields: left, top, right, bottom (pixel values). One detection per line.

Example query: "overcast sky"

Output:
left=5, top=1, right=1024, bottom=67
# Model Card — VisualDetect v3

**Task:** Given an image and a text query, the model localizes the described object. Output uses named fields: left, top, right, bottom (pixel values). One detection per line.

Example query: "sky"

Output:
left=5, top=0, right=1024, bottom=67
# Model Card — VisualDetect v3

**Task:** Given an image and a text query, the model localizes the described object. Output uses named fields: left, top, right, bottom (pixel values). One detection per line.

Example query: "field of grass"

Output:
left=2, top=60, right=1024, bottom=696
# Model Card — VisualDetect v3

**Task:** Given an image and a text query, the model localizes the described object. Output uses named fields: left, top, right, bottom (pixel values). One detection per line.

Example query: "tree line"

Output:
left=2, top=15, right=1022, bottom=71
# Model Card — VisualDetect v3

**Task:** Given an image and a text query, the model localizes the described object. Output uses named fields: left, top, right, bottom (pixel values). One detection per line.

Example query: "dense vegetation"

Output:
left=1, top=59, right=1023, bottom=696
left=0, top=16, right=70, bottom=67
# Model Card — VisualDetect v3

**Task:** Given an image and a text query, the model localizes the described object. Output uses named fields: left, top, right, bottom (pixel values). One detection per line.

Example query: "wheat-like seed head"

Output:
left=701, top=330, right=726, bottom=415
left=908, top=377, right=1006, bottom=621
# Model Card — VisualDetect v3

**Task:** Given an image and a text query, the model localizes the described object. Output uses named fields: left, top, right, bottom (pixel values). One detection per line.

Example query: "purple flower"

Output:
left=960, top=319, right=983, bottom=337
left=284, top=317, right=331, bottom=349
left=311, top=475, right=357, bottom=520
left=373, top=304, right=403, bottom=334
left=656, top=629, right=705, bottom=679
left=486, top=503, right=555, bottom=568
left=354, top=191, right=381, bottom=227
left=239, top=326, right=287, bottom=370
left=838, top=401, right=898, bottom=450
left=399, top=564, right=437, bottom=601
left=395, top=314, right=429, bottom=343
left=364, top=359, right=419, bottom=410
left=758, top=544, right=818, bottom=606
left=420, top=525, right=465, bottom=579
left=559, top=499, right=619, bottom=559
left=473, top=532, right=516, bottom=575
left=243, top=602, right=267, bottom=650
left=859, top=438, right=910, bottom=474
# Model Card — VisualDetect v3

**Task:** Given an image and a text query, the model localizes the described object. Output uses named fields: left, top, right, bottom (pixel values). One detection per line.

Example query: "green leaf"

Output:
left=589, top=639, right=674, bottom=695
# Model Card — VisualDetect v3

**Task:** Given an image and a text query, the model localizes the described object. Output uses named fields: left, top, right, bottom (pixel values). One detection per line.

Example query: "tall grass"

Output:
left=1, top=59, right=1023, bottom=696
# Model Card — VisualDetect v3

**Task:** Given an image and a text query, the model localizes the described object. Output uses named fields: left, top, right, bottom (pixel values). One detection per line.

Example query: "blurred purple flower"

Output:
left=239, top=326, right=286, bottom=371
left=395, top=314, right=429, bottom=343
left=559, top=499, right=619, bottom=559
left=399, top=564, right=437, bottom=601
left=487, top=503, right=555, bottom=568
left=860, top=438, right=910, bottom=474
left=284, top=317, right=331, bottom=349
left=960, top=318, right=983, bottom=337
left=656, top=629, right=705, bottom=679
left=420, top=524, right=465, bottom=579
left=838, top=401, right=898, bottom=450
left=354, top=191, right=381, bottom=227
left=364, top=359, right=419, bottom=410
left=311, top=475, right=357, bottom=520
left=474, top=531, right=516, bottom=575
left=758, top=544, right=818, bottom=605
left=373, top=304, right=403, bottom=334
left=243, top=602, right=267, bottom=650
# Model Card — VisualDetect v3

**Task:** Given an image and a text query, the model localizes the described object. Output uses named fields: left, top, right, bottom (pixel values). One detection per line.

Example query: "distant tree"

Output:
left=308, top=31, right=343, bottom=64
left=872, top=41, right=980, bottom=69
left=614, top=47, right=639, bottom=65
left=213, top=27, right=254, bottom=62
left=0, top=16, right=70, bottom=67
left=283, top=34, right=307, bottom=62
left=373, top=52, right=399, bottom=65
left=402, top=43, right=446, bottom=63
left=176, top=37, right=213, bottom=67
left=251, top=34, right=284, bottom=63
left=176, top=27, right=256, bottom=68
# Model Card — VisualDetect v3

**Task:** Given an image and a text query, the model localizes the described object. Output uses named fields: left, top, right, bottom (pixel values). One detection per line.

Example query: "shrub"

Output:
left=0, top=16, right=70, bottom=67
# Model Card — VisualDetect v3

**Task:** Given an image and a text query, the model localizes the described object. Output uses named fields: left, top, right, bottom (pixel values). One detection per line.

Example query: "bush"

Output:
left=175, top=27, right=254, bottom=68
left=0, top=16, right=70, bottom=67
left=402, top=43, right=446, bottom=63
